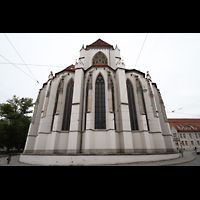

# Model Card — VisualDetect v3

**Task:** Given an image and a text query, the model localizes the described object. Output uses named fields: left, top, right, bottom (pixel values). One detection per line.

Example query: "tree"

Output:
left=0, top=95, right=34, bottom=153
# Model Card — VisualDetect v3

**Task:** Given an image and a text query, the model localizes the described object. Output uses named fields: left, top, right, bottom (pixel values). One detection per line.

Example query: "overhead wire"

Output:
left=0, top=62, right=65, bottom=68
left=171, top=99, right=200, bottom=113
left=167, top=111, right=200, bottom=117
left=141, top=33, right=164, bottom=67
left=134, top=33, right=148, bottom=69
left=0, top=54, right=79, bottom=122
left=3, top=33, right=40, bottom=83
left=115, top=34, right=149, bottom=113
left=0, top=53, right=39, bottom=83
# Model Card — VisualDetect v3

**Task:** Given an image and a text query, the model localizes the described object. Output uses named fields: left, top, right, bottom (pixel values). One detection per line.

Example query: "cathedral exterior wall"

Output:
left=23, top=40, right=175, bottom=155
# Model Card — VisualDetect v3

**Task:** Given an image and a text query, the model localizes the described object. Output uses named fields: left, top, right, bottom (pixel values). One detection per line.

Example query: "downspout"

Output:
left=80, top=71, right=85, bottom=153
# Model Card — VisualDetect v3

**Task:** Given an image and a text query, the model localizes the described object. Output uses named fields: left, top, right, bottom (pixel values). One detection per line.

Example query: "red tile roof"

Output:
left=168, top=119, right=200, bottom=132
left=55, top=64, right=75, bottom=77
left=64, top=64, right=75, bottom=71
left=93, top=63, right=107, bottom=66
left=86, top=39, right=114, bottom=50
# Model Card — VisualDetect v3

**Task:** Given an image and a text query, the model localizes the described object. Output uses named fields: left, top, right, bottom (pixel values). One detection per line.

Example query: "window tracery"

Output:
left=92, top=52, right=108, bottom=65
left=126, top=79, right=139, bottom=131
left=62, top=79, right=74, bottom=131
left=95, top=74, right=106, bottom=129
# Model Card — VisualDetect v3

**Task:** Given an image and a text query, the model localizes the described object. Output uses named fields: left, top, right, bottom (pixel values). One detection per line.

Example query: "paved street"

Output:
left=0, top=151, right=199, bottom=166
left=117, top=151, right=200, bottom=166
left=171, top=152, right=200, bottom=166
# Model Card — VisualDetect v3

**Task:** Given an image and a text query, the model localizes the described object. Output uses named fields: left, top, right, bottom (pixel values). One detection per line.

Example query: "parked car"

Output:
left=196, top=149, right=200, bottom=154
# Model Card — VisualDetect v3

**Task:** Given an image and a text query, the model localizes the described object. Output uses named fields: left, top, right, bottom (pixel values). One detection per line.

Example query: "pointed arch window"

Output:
left=62, top=79, right=74, bottom=131
left=136, top=78, right=149, bottom=130
left=51, top=79, right=64, bottom=131
left=95, top=74, right=106, bottom=129
left=92, top=51, right=108, bottom=65
left=84, top=79, right=89, bottom=130
left=126, top=79, right=139, bottom=131
left=110, top=79, right=116, bottom=130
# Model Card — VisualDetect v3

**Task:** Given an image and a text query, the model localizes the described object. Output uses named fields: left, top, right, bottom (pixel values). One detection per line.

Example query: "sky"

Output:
left=0, top=33, right=200, bottom=119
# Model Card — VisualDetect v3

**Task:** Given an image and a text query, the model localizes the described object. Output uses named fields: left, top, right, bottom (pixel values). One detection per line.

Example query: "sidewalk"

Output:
left=113, top=151, right=195, bottom=166
left=0, top=154, right=38, bottom=166
left=0, top=151, right=196, bottom=166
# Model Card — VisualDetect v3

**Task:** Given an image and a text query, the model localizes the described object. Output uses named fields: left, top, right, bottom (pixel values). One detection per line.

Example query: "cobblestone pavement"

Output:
left=0, top=151, right=198, bottom=166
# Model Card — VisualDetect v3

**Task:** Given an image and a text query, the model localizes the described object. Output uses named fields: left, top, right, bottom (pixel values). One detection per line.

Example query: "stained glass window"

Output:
left=126, top=79, right=139, bottom=131
left=62, top=79, right=74, bottom=131
left=92, top=52, right=108, bottom=65
left=95, top=74, right=106, bottom=129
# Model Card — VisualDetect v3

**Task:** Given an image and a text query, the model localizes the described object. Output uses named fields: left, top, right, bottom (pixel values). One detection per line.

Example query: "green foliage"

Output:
left=0, top=95, right=34, bottom=152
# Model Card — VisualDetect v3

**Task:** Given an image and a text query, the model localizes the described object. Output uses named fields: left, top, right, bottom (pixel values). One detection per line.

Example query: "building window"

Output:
left=126, top=79, right=139, bottom=131
left=136, top=78, right=149, bottom=130
left=51, top=79, right=64, bottom=131
left=62, top=79, right=74, bottom=131
left=111, top=79, right=116, bottom=130
left=191, top=141, right=194, bottom=146
left=180, top=133, right=182, bottom=138
left=195, top=133, right=198, bottom=139
left=92, top=51, right=108, bottom=65
left=189, top=133, right=192, bottom=139
left=95, top=74, right=106, bottom=129
left=181, top=141, right=185, bottom=146
left=197, top=141, right=200, bottom=146
left=185, top=141, right=188, bottom=146
left=173, top=133, right=176, bottom=138
left=84, top=79, right=89, bottom=130
left=183, top=133, right=186, bottom=138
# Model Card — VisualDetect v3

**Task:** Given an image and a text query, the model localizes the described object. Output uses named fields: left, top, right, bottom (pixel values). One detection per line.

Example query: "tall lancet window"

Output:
left=84, top=79, right=89, bottom=130
left=62, top=79, right=74, bottom=131
left=126, top=79, right=139, bottom=131
left=92, top=51, right=108, bottom=65
left=85, top=72, right=93, bottom=130
left=108, top=72, right=116, bottom=129
left=111, top=79, right=116, bottom=130
left=51, top=77, right=64, bottom=131
left=95, top=74, right=106, bottom=129
left=136, top=78, right=149, bottom=130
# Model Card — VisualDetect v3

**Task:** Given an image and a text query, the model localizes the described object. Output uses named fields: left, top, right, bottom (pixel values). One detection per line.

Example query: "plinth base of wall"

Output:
left=19, top=153, right=179, bottom=166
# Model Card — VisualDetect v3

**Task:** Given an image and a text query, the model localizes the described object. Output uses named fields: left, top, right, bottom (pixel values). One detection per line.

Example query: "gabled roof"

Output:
left=86, top=39, right=114, bottom=50
left=125, top=68, right=145, bottom=77
left=168, top=118, right=200, bottom=132
left=65, top=64, right=75, bottom=71
left=55, top=64, right=75, bottom=76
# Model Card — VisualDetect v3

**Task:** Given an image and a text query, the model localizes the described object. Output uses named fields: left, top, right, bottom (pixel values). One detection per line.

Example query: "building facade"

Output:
left=168, top=119, right=200, bottom=150
left=23, top=39, right=175, bottom=155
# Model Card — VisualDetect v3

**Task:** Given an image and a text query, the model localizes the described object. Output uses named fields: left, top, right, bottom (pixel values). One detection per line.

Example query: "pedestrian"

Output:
left=179, top=149, right=183, bottom=157
left=7, top=155, right=11, bottom=164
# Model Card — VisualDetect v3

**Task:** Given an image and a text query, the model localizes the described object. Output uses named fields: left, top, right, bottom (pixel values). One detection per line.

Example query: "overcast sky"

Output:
left=0, top=33, right=200, bottom=119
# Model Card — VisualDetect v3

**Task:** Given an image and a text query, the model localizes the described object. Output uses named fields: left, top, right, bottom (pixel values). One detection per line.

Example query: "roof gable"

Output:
left=86, top=39, right=114, bottom=50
